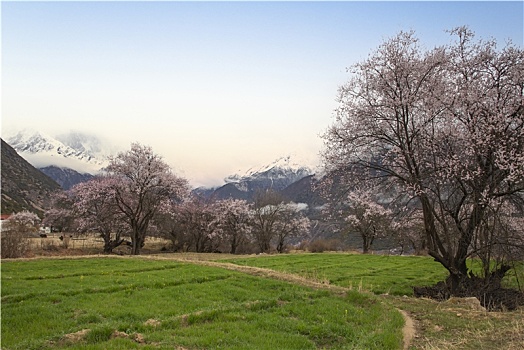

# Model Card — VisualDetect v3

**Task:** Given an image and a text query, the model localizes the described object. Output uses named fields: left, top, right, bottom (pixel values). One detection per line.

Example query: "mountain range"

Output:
left=39, top=165, right=95, bottom=190
left=4, top=130, right=111, bottom=191
left=196, top=156, right=315, bottom=201
left=1, top=131, right=399, bottom=252
left=3, top=130, right=321, bottom=207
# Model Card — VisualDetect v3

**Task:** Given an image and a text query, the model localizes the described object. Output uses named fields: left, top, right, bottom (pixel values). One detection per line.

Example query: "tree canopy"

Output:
left=322, top=27, right=524, bottom=293
left=106, top=143, right=189, bottom=255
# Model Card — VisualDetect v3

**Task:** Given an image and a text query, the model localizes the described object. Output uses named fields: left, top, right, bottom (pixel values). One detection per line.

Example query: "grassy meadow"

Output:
left=224, top=253, right=450, bottom=296
left=2, top=253, right=523, bottom=350
left=1, top=257, right=403, bottom=350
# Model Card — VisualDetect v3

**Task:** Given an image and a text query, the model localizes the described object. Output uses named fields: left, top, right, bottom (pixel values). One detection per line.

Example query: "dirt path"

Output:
left=397, top=309, right=415, bottom=350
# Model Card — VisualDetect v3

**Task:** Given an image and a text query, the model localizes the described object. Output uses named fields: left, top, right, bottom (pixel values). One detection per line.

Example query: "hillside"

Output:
left=280, top=174, right=323, bottom=207
left=1, top=139, right=61, bottom=216
left=39, top=165, right=94, bottom=190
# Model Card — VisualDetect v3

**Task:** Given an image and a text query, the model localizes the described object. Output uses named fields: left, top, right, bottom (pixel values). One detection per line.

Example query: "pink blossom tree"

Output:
left=3, top=210, right=40, bottom=233
left=170, top=195, right=222, bottom=253
left=70, top=176, right=128, bottom=253
left=106, top=143, right=189, bottom=255
left=473, top=199, right=524, bottom=279
left=216, top=198, right=252, bottom=254
left=251, top=190, right=311, bottom=253
left=391, top=207, right=426, bottom=255
left=43, top=190, right=76, bottom=233
left=156, top=206, right=191, bottom=252
left=344, top=189, right=392, bottom=254
left=322, top=27, right=524, bottom=293
left=274, top=203, right=311, bottom=253
left=251, top=190, right=287, bottom=253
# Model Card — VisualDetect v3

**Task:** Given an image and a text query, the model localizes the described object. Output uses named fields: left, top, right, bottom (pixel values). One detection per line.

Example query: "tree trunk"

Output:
left=361, top=230, right=375, bottom=254
left=131, top=241, right=139, bottom=255
left=276, top=236, right=285, bottom=253
left=104, top=239, right=124, bottom=254
left=103, top=232, right=124, bottom=254
left=230, top=236, right=238, bottom=254
left=131, top=232, right=143, bottom=255
left=258, top=236, right=271, bottom=253
left=362, top=234, right=370, bottom=254
left=446, top=264, right=511, bottom=297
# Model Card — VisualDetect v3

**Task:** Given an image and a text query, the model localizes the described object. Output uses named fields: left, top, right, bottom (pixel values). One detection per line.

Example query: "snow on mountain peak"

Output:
left=7, top=129, right=56, bottom=153
left=4, top=129, right=110, bottom=174
left=224, top=155, right=313, bottom=189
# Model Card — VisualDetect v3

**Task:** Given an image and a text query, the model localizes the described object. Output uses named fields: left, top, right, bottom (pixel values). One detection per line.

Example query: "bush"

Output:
left=307, top=239, right=343, bottom=253
left=1, top=231, right=30, bottom=258
left=1, top=211, right=40, bottom=258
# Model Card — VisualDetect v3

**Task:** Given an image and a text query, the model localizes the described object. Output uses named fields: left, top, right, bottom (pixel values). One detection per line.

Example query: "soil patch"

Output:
left=397, top=309, right=415, bottom=350
left=414, top=278, right=524, bottom=311
left=111, top=330, right=146, bottom=343
left=62, top=329, right=90, bottom=342
left=144, top=318, right=162, bottom=327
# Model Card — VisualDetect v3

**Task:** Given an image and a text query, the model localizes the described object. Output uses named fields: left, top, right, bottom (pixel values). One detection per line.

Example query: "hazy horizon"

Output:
left=2, top=1, right=523, bottom=187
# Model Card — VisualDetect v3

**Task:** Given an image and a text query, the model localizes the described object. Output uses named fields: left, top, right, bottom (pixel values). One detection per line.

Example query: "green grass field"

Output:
left=1, top=257, right=403, bottom=350
left=2, top=253, right=523, bottom=350
left=223, top=253, right=450, bottom=296
left=223, top=253, right=524, bottom=295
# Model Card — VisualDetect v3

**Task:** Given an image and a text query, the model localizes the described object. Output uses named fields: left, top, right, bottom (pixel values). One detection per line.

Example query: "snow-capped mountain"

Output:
left=224, top=156, right=311, bottom=186
left=196, top=156, right=314, bottom=200
left=224, top=156, right=312, bottom=192
left=4, top=129, right=112, bottom=174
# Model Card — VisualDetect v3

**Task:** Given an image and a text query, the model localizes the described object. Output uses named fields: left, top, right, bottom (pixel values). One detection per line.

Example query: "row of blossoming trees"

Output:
left=321, top=27, right=524, bottom=294
left=43, top=143, right=310, bottom=255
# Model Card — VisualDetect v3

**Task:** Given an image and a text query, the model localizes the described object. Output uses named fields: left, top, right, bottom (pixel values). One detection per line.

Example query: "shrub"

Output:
left=1, top=211, right=40, bottom=258
left=307, top=239, right=342, bottom=253
left=1, top=231, right=30, bottom=258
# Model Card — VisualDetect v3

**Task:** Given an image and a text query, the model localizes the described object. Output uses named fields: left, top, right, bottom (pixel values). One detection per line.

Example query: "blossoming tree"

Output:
left=70, top=176, right=128, bottom=253
left=273, top=203, right=311, bottom=253
left=169, top=195, right=222, bottom=253
left=106, top=143, right=189, bottom=255
left=216, top=198, right=252, bottom=254
left=345, top=189, right=392, bottom=254
left=1, top=211, right=40, bottom=258
left=322, top=27, right=523, bottom=293
left=251, top=190, right=311, bottom=253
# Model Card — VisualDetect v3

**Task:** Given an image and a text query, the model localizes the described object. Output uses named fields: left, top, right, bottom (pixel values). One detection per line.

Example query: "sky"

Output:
left=2, top=1, right=523, bottom=187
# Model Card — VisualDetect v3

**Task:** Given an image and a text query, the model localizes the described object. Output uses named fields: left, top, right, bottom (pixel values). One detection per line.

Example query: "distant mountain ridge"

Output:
left=224, top=156, right=311, bottom=184
left=39, top=165, right=95, bottom=190
left=280, top=174, right=323, bottom=207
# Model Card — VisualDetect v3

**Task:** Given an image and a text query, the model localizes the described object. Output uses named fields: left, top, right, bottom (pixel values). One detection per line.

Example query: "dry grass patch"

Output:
left=386, top=295, right=524, bottom=350
left=62, top=328, right=90, bottom=343
left=144, top=318, right=161, bottom=327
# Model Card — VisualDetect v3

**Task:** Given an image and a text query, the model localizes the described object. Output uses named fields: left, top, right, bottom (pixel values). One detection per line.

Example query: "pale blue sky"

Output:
left=2, top=1, right=523, bottom=186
